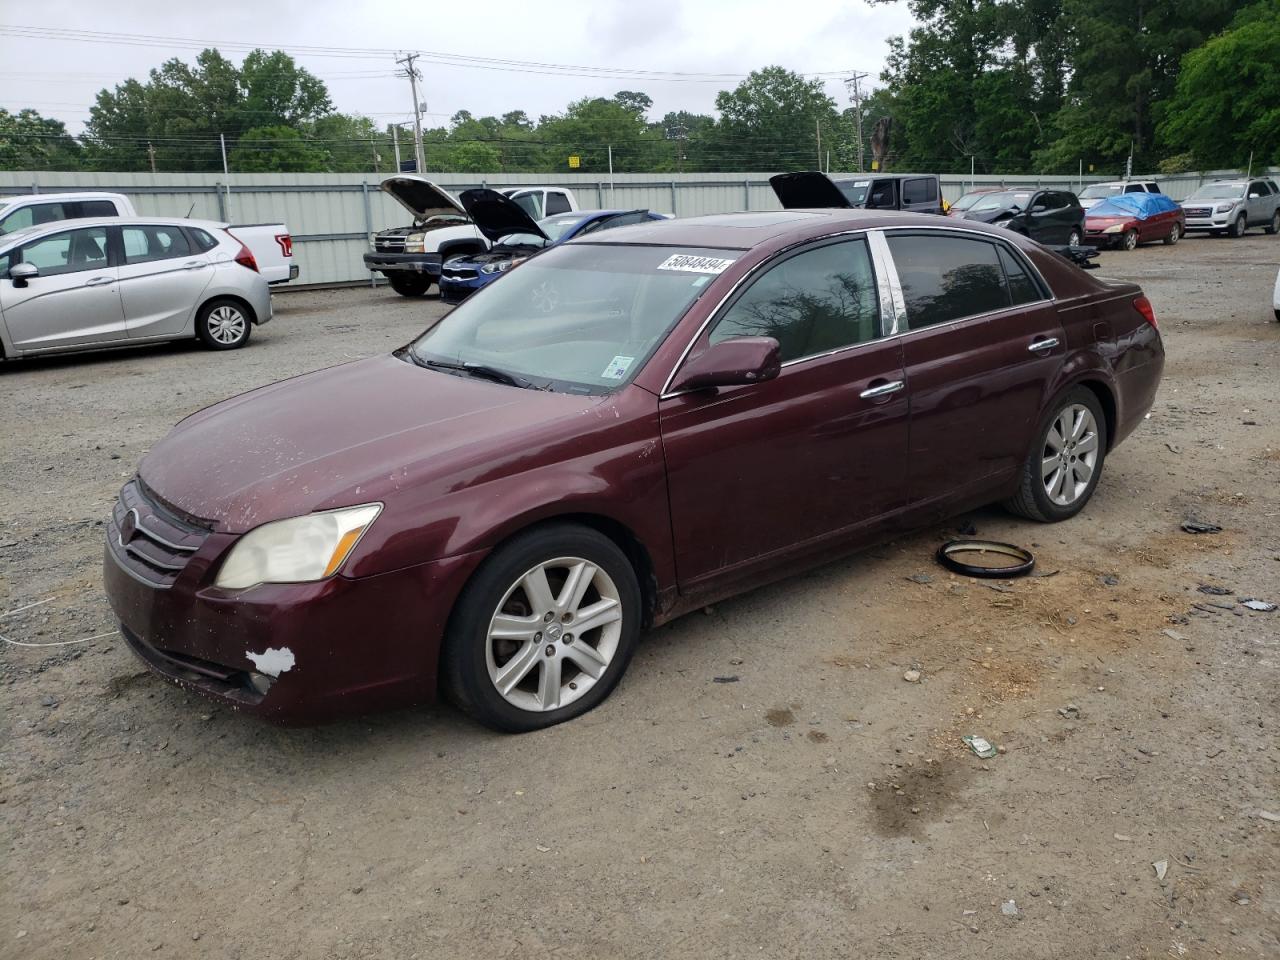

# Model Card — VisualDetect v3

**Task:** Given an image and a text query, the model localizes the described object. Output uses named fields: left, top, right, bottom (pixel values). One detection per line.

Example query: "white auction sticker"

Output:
left=853, top=180, right=870, bottom=187
left=601, top=356, right=635, bottom=380
left=656, top=253, right=736, bottom=275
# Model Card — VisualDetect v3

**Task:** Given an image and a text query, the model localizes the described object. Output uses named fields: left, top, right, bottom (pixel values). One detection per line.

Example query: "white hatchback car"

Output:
left=0, top=217, right=272, bottom=360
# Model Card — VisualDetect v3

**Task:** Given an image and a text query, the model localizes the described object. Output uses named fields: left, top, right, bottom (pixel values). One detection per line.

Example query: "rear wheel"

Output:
left=1121, top=229, right=1139, bottom=251
left=1265, top=210, right=1280, bottom=235
left=1231, top=213, right=1248, bottom=238
left=196, top=299, right=252, bottom=350
left=1163, top=223, right=1181, bottom=245
left=388, top=274, right=432, bottom=297
left=441, top=524, right=642, bottom=732
left=1004, top=386, right=1108, bottom=523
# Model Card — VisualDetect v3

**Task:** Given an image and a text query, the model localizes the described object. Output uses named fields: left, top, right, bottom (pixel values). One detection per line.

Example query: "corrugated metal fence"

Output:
left=1, top=168, right=1270, bottom=287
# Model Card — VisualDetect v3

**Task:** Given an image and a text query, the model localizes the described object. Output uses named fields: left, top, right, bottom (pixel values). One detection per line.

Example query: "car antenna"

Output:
left=185, top=202, right=196, bottom=218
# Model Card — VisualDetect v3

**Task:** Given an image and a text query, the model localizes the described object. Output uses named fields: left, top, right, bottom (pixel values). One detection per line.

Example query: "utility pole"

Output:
left=147, top=141, right=157, bottom=174
left=816, top=119, right=821, bottom=170
left=844, top=72, right=869, bottom=172
left=391, top=125, right=401, bottom=170
left=396, top=52, right=425, bottom=173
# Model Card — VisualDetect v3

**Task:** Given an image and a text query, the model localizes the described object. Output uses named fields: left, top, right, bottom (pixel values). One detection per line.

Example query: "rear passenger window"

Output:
left=997, top=246, right=1043, bottom=306
left=1124, top=184, right=1144, bottom=193
left=710, top=238, right=880, bottom=362
left=121, top=225, right=191, bottom=264
left=78, top=200, right=118, bottom=217
left=545, top=192, right=573, bottom=215
left=1147, top=183, right=1162, bottom=194
left=903, top=178, right=936, bottom=204
left=887, top=234, right=1010, bottom=328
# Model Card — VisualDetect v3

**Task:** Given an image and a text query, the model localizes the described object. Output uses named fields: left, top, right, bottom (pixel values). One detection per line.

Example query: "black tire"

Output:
left=1265, top=211, right=1280, bottom=235
left=388, top=274, right=432, bottom=297
left=1121, top=229, right=1139, bottom=251
left=195, top=298, right=253, bottom=350
left=1004, top=385, right=1109, bottom=523
left=1163, top=223, right=1181, bottom=245
left=1067, top=227, right=1082, bottom=248
left=440, top=523, right=642, bottom=733
left=1231, top=214, right=1247, bottom=238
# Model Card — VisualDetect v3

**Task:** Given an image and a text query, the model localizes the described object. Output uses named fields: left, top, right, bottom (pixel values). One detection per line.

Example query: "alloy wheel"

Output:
left=207, top=305, right=247, bottom=344
left=1233, top=214, right=1247, bottom=238
left=485, top=557, right=623, bottom=712
left=1123, top=230, right=1138, bottom=251
left=1041, top=403, right=1100, bottom=507
left=1167, top=224, right=1180, bottom=244
left=1068, top=228, right=1081, bottom=248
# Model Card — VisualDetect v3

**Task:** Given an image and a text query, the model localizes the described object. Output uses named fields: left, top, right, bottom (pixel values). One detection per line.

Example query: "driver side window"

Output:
left=709, top=239, right=881, bottom=363
left=16, top=226, right=110, bottom=277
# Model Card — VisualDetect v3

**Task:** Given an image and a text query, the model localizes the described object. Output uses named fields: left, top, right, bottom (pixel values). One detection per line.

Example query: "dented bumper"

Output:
left=104, top=538, right=485, bottom=724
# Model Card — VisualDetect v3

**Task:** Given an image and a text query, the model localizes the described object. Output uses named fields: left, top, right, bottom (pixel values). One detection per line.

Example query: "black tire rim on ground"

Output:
left=936, top=540, right=1036, bottom=578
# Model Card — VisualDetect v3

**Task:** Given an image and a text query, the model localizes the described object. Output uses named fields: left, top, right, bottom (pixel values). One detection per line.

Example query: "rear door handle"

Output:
left=183, top=260, right=206, bottom=269
left=860, top=379, right=906, bottom=400
left=85, top=276, right=114, bottom=287
left=1028, top=337, right=1060, bottom=352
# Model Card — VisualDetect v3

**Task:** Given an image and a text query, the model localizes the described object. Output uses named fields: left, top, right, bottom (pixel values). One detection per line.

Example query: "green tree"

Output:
left=711, top=66, right=841, bottom=170
left=227, top=126, right=328, bottom=172
left=0, top=108, right=82, bottom=170
left=1156, top=0, right=1280, bottom=167
left=536, top=96, right=664, bottom=172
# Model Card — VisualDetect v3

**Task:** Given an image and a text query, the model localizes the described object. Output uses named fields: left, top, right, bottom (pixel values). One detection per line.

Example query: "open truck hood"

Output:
left=769, top=172, right=853, bottom=209
left=458, top=189, right=549, bottom=244
left=379, top=176, right=467, bottom=222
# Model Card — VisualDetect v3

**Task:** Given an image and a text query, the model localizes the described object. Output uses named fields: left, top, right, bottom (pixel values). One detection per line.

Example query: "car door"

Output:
left=1055, top=192, right=1084, bottom=242
left=901, top=177, right=939, bottom=215
left=659, top=236, right=909, bottom=591
left=0, top=224, right=126, bottom=352
left=884, top=230, right=1066, bottom=512
left=114, top=224, right=213, bottom=338
left=1022, top=191, right=1059, bottom=243
left=1247, top=181, right=1270, bottom=225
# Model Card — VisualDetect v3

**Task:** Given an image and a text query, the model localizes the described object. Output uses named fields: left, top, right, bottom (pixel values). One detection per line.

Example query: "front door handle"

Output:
left=1028, top=337, right=1060, bottom=352
left=84, top=276, right=114, bottom=287
left=860, top=379, right=906, bottom=400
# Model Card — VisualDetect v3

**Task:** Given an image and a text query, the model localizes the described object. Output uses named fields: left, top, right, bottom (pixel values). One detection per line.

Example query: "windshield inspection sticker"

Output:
left=853, top=180, right=871, bottom=187
left=601, top=356, right=635, bottom=380
left=657, top=253, right=736, bottom=275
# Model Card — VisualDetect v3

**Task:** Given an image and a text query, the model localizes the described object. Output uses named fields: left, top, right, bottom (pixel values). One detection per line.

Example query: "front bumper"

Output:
left=363, top=252, right=443, bottom=277
left=104, top=529, right=485, bottom=724
left=1084, top=231, right=1119, bottom=248
left=1183, top=214, right=1235, bottom=231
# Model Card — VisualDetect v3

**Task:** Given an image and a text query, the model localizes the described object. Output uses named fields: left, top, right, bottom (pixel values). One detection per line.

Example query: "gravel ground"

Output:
left=2, top=236, right=1278, bottom=960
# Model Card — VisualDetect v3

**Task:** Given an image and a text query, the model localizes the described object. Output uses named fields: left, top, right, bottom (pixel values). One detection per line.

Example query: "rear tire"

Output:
left=441, top=523, right=642, bottom=733
left=1004, top=386, right=1108, bottom=523
left=1067, top=227, right=1081, bottom=248
left=1265, top=211, right=1280, bottom=235
left=1231, top=213, right=1247, bottom=238
left=196, top=298, right=252, bottom=350
left=388, top=275, right=432, bottom=297
left=1163, top=223, right=1181, bottom=245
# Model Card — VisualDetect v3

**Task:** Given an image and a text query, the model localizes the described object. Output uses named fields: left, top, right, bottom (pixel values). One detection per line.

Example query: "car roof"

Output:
left=575, top=209, right=1013, bottom=250
left=0, top=216, right=229, bottom=249
left=829, top=173, right=936, bottom=183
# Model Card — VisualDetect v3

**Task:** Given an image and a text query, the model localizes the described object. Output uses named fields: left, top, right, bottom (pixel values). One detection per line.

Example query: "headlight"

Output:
left=1102, top=223, right=1125, bottom=233
left=403, top=232, right=426, bottom=253
left=214, top=504, right=382, bottom=590
left=480, top=259, right=514, bottom=275
left=1214, top=203, right=1236, bottom=214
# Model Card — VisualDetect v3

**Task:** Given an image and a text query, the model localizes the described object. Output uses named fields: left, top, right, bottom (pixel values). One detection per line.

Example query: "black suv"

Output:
left=959, top=188, right=1085, bottom=247
left=770, top=171, right=945, bottom=215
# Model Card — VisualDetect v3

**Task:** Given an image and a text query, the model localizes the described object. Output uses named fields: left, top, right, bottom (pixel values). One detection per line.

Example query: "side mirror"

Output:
left=1248, top=192, right=1262, bottom=199
left=670, top=336, right=781, bottom=393
left=9, top=262, right=37, bottom=287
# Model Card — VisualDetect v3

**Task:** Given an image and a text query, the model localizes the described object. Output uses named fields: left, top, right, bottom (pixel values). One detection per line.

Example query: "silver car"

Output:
left=0, top=217, right=272, bottom=359
left=1180, top=179, right=1280, bottom=237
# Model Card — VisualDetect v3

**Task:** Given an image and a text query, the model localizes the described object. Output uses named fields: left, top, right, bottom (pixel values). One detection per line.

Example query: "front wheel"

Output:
left=388, top=274, right=432, bottom=297
left=1265, top=211, right=1280, bottom=235
left=1004, top=386, right=1108, bottom=523
left=1121, top=230, right=1139, bottom=251
left=1067, top=227, right=1082, bottom=248
left=1231, top=214, right=1248, bottom=238
left=441, top=524, right=642, bottom=732
left=196, top=298, right=252, bottom=350
left=1163, top=223, right=1181, bottom=245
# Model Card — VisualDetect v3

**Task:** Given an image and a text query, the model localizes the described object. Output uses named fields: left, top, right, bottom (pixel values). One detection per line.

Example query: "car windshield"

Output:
left=407, top=243, right=729, bottom=394
left=538, top=215, right=591, bottom=242
left=494, top=233, right=549, bottom=249
left=951, top=192, right=991, bottom=210
left=835, top=180, right=872, bottom=205
left=1079, top=184, right=1123, bottom=199
left=970, top=191, right=1033, bottom=212
left=1188, top=184, right=1245, bottom=200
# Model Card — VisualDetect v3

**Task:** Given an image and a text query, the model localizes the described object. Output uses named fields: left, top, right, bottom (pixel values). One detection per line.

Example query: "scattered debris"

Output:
left=1240, top=598, right=1276, bottom=612
left=1196, top=584, right=1232, bottom=596
left=1057, top=704, right=1081, bottom=720
left=1256, top=810, right=1280, bottom=823
left=1230, top=890, right=1251, bottom=906
left=712, top=676, right=739, bottom=684
left=1099, top=574, right=1119, bottom=586
left=1165, top=442, right=1182, bottom=454
left=1180, top=520, right=1221, bottom=535
left=1162, top=628, right=1188, bottom=642
left=962, top=735, right=998, bottom=759
left=937, top=539, right=1035, bottom=578
left=906, top=573, right=934, bottom=584
left=903, top=669, right=922, bottom=683
left=1153, top=860, right=1168, bottom=881
left=1000, top=900, right=1019, bottom=917
left=1113, top=833, right=1132, bottom=842
left=535, top=844, right=551, bottom=853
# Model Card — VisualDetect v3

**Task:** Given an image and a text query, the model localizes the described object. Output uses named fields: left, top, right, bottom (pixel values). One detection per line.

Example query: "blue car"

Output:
left=439, top=190, right=667, bottom=304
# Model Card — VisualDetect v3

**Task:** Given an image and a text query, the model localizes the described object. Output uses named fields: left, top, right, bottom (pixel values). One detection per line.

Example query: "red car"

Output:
left=1084, top=196, right=1186, bottom=251
left=105, top=211, right=1164, bottom=731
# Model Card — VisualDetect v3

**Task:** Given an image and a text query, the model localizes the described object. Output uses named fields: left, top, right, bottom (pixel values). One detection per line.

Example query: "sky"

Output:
left=0, top=0, right=917, bottom=133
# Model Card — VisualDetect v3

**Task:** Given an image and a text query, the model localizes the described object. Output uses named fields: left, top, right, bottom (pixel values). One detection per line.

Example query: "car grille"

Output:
left=107, top=480, right=211, bottom=588
left=375, top=236, right=406, bottom=253
left=441, top=266, right=478, bottom=281
left=1183, top=207, right=1211, bottom=218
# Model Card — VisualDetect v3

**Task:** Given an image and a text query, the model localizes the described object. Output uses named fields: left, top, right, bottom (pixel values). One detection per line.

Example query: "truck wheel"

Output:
left=389, top=275, right=432, bottom=297
left=196, top=299, right=252, bottom=350
left=1265, top=211, right=1280, bottom=235
left=1230, top=214, right=1247, bottom=238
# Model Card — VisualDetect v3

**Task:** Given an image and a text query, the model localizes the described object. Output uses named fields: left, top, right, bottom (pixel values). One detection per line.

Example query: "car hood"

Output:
left=769, top=172, right=853, bottom=209
left=962, top=206, right=1015, bottom=222
left=379, top=176, right=467, bottom=221
left=138, top=354, right=600, bottom=533
left=458, top=189, right=548, bottom=243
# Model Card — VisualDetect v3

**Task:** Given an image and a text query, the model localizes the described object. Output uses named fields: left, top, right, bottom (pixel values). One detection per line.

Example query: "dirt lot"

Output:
left=2, top=235, right=1278, bottom=960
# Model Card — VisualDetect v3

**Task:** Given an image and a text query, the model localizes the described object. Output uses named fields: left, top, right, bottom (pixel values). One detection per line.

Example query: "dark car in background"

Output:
left=439, top=190, right=666, bottom=304
left=947, top=188, right=1002, bottom=217
left=771, top=171, right=944, bottom=215
left=961, top=188, right=1085, bottom=246
left=105, top=209, right=1162, bottom=732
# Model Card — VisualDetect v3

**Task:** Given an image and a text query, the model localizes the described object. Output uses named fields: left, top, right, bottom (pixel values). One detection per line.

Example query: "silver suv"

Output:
left=1181, top=179, right=1280, bottom=237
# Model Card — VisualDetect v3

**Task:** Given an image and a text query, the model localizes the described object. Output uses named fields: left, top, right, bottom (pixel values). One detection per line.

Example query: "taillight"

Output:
left=275, top=233, right=292, bottom=257
left=1133, top=295, right=1157, bottom=328
left=233, top=243, right=259, bottom=273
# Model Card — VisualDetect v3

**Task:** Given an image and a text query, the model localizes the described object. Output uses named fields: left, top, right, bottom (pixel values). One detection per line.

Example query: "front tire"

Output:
left=1067, top=227, right=1081, bottom=248
left=441, top=524, right=642, bottom=732
left=1004, top=386, right=1108, bottom=523
left=1163, top=223, right=1181, bottom=245
left=196, top=298, right=252, bottom=350
left=1231, top=214, right=1248, bottom=238
left=1121, top=229, right=1139, bottom=251
left=388, top=274, right=432, bottom=297
left=1265, top=211, right=1280, bottom=235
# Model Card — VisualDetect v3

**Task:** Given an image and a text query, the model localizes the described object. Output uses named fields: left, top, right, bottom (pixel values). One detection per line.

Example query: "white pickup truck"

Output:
left=363, top=176, right=579, bottom=296
left=0, top=192, right=298, bottom=285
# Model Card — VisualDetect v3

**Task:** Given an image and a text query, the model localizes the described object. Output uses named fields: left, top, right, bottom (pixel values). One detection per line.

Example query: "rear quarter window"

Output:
left=187, top=228, right=220, bottom=252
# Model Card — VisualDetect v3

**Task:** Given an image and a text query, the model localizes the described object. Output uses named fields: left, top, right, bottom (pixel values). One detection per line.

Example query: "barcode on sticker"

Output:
left=656, top=254, right=735, bottom=275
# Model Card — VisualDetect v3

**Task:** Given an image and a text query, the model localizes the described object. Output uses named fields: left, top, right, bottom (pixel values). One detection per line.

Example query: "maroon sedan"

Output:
left=104, top=211, right=1164, bottom=731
